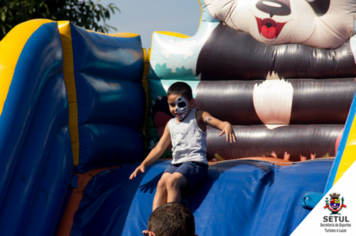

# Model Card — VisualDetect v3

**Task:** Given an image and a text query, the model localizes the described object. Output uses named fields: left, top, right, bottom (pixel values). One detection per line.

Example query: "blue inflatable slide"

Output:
left=1, top=0, right=356, bottom=235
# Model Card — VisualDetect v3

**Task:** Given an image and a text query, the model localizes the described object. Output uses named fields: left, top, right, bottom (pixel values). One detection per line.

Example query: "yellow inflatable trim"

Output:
left=86, top=29, right=139, bottom=38
left=0, top=19, right=53, bottom=115
left=58, top=21, right=80, bottom=166
left=142, top=48, right=150, bottom=154
left=198, top=0, right=204, bottom=30
left=154, top=31, right=190, bottom=38
left=334, top=117, right=356, bottom=185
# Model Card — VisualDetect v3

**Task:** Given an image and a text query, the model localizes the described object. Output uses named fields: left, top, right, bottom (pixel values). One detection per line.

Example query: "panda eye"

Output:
left=178, top=102, right=186, bottom=108
left=306, top=0, right=330, bottom=16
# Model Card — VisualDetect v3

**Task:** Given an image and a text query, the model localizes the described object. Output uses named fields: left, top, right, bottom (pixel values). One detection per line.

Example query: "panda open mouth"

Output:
left=255, top=17, right=286, bottom=40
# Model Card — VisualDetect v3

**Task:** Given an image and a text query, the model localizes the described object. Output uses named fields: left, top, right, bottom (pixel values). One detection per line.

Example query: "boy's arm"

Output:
left=201, top=111, right=236, bottom=143
left=129, top=123, right=171, bottom=180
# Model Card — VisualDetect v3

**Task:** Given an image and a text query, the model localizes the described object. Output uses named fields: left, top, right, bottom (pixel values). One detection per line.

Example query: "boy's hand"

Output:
left=219, top=122, right=236, bottom=143
left=200, top=111, right=236, bottom=143
left=129, top=165, right=145, bottom=180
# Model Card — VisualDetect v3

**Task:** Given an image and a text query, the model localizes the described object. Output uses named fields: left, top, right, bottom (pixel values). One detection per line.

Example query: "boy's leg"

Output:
left=152, top=172, right=171, bottom=211
left=166, top=172, right=189, bottom=204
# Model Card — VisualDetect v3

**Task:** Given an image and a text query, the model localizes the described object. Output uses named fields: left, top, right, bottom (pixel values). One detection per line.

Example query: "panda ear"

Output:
left=204, top=0, right=236, bottom=22
left=307, top=0, right=330, bottom=16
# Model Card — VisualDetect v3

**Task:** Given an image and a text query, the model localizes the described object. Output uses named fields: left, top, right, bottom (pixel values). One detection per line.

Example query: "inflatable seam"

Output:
left=58, top=21, right=80, bottom=167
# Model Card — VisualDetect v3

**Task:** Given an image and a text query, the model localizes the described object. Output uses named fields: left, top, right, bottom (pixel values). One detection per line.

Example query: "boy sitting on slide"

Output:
left=129, top=82, right=235, bottom=213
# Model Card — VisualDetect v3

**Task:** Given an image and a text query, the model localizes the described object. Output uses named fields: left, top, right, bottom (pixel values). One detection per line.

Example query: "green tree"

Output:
left=0, top=0, right=119, bottom=40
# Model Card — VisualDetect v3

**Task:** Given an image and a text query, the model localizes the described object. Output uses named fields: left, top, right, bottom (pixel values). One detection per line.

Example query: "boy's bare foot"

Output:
left=283, top=152, right=290, bottom=161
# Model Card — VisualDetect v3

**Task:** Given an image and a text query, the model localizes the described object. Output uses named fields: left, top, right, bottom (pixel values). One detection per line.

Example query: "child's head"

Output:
left=167, top=82, right=194, bottom=121
left=147, top=203, right=197, bottom=236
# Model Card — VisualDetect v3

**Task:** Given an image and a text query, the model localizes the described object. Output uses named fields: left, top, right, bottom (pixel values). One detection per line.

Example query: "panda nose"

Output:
left=256, top=0, right=291, bottom=18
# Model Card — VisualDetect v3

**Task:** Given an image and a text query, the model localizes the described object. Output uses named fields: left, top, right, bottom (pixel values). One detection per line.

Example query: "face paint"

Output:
left=175, top=96, right=188, bottom=121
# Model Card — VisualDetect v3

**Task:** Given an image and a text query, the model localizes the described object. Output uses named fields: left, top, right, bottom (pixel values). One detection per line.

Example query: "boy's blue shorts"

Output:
left=164, top=161, right=209, bottom=190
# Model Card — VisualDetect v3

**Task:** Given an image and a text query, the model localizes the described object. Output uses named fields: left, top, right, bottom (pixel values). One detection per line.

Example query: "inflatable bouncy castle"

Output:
left=1, top=0, right=356, bottom=235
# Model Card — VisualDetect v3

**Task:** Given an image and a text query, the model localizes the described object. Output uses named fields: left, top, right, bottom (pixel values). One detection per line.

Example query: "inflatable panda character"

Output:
left=197, top=0, right=356, bottom=129
left=203, top=0, right=356, bottom=49
left=197, top=0, right=356, bottom=80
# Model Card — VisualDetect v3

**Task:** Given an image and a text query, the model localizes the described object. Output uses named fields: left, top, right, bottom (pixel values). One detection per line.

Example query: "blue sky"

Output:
left=98, top=0, right=202, bottom=49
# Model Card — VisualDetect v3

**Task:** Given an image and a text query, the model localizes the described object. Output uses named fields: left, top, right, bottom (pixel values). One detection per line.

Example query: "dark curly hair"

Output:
left=167, top=82, right=193, bottom=101
left=148, top=203, right=196, bottom=236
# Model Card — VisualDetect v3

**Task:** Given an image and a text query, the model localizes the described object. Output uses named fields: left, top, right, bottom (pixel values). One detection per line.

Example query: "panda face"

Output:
left=255, top=0, right=330, bottom=17
left=306, top=0, right=330, bottom=16
left=252, top=0, right=318, bottom=44
left=203, top=0, right=348, bottom=47
left=175, top=96, right=188, bottom=121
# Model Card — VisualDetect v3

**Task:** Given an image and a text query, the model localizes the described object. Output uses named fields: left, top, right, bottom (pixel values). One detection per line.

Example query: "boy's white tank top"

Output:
left=168, top=108, right=208, bottom=165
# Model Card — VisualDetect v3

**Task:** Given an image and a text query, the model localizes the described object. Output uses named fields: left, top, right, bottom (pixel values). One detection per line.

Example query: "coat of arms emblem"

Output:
left=324, top=193, right=346, bottom=215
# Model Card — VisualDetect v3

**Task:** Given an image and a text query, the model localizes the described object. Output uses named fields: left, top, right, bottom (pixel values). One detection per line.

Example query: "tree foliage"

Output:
left=0, top=0, right=119, bottom=40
